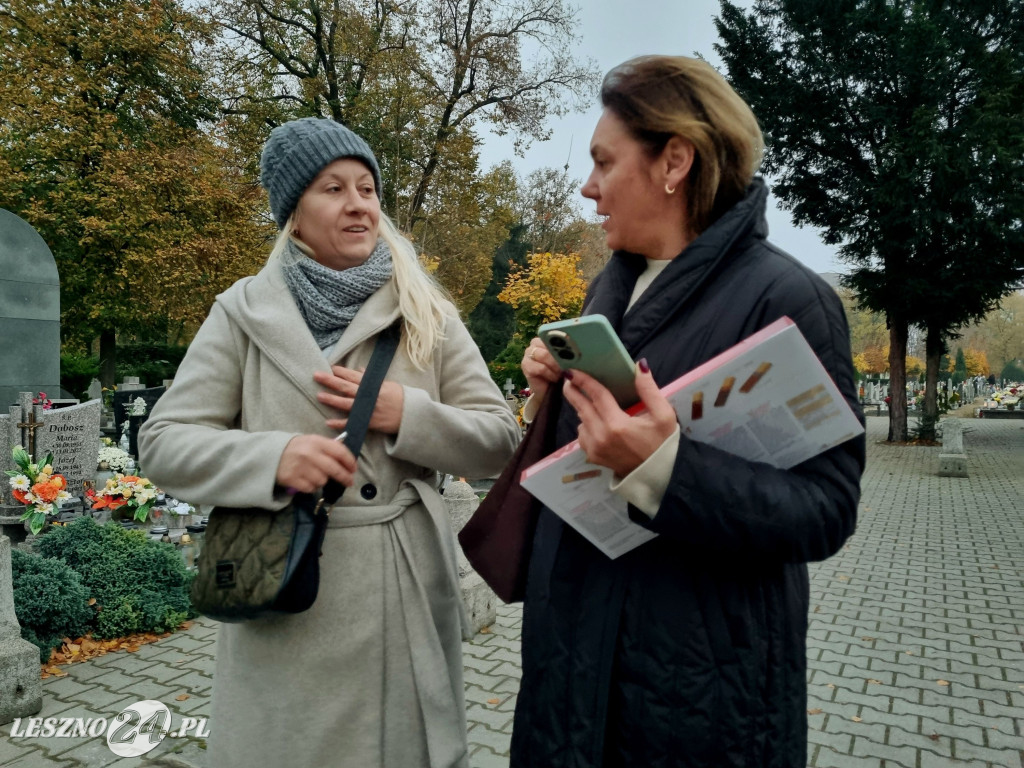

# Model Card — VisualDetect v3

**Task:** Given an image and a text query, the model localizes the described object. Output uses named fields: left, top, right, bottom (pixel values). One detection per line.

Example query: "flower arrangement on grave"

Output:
left=129, top=397, right=147, bottom=416
left=6, top=446, right=72, bottom=535
left=32, top=392, right=53, bottom=410
left=992, top=388, right=1019, bottom=409
left=97, top=442, right=132, bottom=472
left=165, top=498, right=195, bottom=516
left=86, top=473, right=159, bottom=523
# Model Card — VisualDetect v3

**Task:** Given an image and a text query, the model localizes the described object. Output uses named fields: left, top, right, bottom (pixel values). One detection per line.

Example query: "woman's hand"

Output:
left=563, top=360, right=678, bottom=477
left=313, top=366, right=404, bottom=435
left=522, top=337, right=562, bottom=402
left=276, top=434, right=357, bottom=493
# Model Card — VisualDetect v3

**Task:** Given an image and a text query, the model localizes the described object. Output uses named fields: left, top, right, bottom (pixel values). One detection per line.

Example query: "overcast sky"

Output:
left=477, top=0, right=845, bottom=276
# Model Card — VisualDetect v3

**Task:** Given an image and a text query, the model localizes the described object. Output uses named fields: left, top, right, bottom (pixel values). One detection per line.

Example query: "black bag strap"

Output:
left=321, top=322, right=402, bottom=505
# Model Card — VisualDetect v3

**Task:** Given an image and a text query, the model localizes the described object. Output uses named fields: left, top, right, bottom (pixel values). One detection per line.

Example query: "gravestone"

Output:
left=34, top=400, right=102, bottom=500
left=0, top=210, right=60, bottom=410
left=444, top=480, right=496, bottom=634
left=112, top=386, right=165, bottom=459
left=937, top=418, right=968, bottom=477
left=0, top=394, right=100, bottom=540
left=0, top=534, right=43, bottom=724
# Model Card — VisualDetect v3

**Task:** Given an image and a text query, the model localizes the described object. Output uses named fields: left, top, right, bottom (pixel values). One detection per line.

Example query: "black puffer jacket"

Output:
left=510, top=179, right=865, bottom=768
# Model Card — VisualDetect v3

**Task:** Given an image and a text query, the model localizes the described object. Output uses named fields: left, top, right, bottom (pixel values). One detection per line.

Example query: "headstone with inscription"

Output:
left=0, top=394, right=100, bottom=540
left=0, top=210, right=60, bottom=410
left=33, top=400, right=102, bottom=502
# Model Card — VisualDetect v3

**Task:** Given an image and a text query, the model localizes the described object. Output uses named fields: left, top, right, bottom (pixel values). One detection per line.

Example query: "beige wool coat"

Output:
left=138, top=259, right=520, bottom=768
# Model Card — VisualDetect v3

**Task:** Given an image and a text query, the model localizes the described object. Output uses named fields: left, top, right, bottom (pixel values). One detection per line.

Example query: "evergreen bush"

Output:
left=36, top=517, right=194, bottom=638
left=59, top=353, right=100, bottom=401
left=11, top=549, right=94, bottom=662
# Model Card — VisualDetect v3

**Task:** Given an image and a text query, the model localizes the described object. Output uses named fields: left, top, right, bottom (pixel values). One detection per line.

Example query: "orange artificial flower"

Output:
left=32, top=481, right=59, bottom=503
left=13, top=489, right=29, bottom=505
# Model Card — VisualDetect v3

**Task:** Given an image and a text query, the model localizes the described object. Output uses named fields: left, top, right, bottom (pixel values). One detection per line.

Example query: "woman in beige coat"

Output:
left=139, top=118, right=520, bottom=768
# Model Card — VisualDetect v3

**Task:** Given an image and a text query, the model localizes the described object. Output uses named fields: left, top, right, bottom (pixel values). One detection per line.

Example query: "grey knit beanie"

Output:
left=260, top=117, right=383, bottom=228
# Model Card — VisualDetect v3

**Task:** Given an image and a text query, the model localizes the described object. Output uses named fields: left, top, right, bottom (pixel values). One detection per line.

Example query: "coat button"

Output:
left=360, top=483, right=377, bottom=500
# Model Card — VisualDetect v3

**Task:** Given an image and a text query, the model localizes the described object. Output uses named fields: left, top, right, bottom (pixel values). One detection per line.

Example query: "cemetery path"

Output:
left=2, top=416, right=1022, bottom=768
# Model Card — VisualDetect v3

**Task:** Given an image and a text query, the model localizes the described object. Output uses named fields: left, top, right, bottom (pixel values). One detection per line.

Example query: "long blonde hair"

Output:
left=268, top=212, right=450, bottom=369
left=601, top=56, right=764, bottom=235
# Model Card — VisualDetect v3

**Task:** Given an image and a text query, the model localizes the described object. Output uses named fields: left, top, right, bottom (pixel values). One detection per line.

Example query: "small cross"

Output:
left=16, top=410, right=42, bottom=460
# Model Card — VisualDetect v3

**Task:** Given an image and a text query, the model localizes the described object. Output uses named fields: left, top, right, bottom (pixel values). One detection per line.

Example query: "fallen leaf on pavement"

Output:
left=807, top=708, right=823, bottom=715
left=176, top=694, right=190, bottom=701
left=852, top=716, right=862, bottom=722
left=937, top=680, right=949, bottom=686
left=486, top=698, right=500, bottom=705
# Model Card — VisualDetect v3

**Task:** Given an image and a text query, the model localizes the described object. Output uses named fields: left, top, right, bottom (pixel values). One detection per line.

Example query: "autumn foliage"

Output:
left=498, top=251, right=587, bottom=330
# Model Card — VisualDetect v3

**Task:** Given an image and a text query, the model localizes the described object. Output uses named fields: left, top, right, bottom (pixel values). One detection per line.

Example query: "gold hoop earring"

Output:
left=665, top=184, right=676, bottom=195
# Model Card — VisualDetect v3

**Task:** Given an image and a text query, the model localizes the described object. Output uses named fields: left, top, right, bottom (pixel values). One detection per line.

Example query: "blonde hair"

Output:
left=601, top=55, right=764, bottom=235
left=268, top=212, right=450, bottom=369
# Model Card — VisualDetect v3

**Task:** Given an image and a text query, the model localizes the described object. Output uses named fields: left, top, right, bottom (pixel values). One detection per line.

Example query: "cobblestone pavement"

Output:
left=2, top=416, right=1021, bottom=767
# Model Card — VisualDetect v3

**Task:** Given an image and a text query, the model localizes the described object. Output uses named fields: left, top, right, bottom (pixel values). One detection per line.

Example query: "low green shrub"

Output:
left=36, top=517, right=194, bottom=638
left=11, top=549, right=94, bottom=662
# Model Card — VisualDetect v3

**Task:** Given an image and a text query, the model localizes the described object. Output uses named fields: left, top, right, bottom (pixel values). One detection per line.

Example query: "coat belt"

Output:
left=325, top=485, right=420, bottom=527
left=325, top=479, right=472, bottom=767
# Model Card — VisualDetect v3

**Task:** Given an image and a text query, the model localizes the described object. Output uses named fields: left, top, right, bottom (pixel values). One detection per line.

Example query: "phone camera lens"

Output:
left=557, top=350, right=575, bottom=361
left=548, top=336, right=566, bottom=347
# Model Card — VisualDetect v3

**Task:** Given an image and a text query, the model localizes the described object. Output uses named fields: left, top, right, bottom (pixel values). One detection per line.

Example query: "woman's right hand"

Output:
left=522, top=337, right=562, bottom=402
left=275, top=434, right=357, bottom=493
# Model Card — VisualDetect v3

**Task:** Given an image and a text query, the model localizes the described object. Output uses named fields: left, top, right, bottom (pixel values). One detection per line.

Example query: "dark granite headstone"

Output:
left=0, top=210, right=60, bottom=409
left=112, top=386, right=165, bottom=459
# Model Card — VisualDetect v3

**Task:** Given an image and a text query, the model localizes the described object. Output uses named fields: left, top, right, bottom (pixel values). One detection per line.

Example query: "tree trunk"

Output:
left=921, top=323, right=944, bottom=441
left=887, top=318, right=908, bottom=442
left=99, top=328, right=117, bottom=391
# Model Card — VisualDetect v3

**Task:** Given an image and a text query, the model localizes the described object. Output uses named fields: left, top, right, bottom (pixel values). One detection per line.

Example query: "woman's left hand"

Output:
left=563, top=360, right=678, bottom=477
left=314, top=366, right=404, bottom=435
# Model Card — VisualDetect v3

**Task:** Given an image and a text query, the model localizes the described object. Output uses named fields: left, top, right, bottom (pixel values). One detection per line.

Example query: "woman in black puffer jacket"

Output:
left=512, top=55, right=865, bottom=768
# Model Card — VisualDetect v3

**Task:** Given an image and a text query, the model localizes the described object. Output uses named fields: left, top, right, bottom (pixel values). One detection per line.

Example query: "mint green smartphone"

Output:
left=538, top=314, right=639, bottom=408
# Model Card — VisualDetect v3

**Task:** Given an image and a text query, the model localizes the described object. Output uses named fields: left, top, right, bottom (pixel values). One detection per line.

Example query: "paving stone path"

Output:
left=1, top=416, right=1021, bottom=767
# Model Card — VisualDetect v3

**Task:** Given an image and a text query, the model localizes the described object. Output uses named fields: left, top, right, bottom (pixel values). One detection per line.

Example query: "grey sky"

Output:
left=477, top=0, right=844, bottom=275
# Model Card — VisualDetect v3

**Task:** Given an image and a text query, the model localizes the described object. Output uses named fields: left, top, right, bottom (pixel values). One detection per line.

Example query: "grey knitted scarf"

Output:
left=282, top=238, right=394, bottom=350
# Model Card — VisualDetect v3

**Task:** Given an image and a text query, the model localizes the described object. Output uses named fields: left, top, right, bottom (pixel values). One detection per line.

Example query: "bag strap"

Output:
left=321, top=322, right=402, bottom=505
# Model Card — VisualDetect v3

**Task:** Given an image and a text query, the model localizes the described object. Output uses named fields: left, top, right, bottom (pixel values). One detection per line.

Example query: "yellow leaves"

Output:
left=499, top=251, right=587, bottom=327
left=40, top=627, right=180, bottom=677
left=936, top=679, right=950, bottom=686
